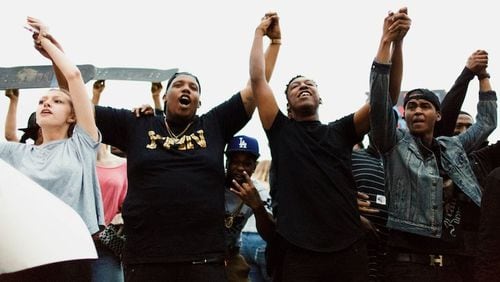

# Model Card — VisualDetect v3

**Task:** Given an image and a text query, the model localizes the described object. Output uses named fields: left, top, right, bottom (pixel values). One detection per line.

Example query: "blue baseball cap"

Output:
left=225, top=135, right=260, bottom=159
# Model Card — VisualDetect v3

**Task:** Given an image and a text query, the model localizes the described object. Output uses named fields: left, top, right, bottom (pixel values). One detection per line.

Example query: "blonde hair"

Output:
left=253, top=159, right=271, bottom=184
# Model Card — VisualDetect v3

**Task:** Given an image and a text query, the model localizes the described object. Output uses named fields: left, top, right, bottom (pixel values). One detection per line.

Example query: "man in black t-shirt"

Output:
left=249, top=9, right=410, bottom=281
left=96, top=74, right=249, bottom=282
left=48, top=13, right=282, bottom=282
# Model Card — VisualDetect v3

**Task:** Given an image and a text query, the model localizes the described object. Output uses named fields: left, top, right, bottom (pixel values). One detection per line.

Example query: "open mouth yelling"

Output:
left=179, top=95, right=191, bottom=107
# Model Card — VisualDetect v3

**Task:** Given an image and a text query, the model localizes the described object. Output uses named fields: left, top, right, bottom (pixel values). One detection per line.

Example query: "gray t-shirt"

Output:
left=0, top=125, right=104, bottom=234
left=242, top=179, right=272, bottom=233
left=224, top=179, right=271, bottom=249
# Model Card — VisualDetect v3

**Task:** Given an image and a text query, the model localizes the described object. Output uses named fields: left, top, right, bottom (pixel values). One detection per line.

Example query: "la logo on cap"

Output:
left=238, top=137, right=247, bottom=149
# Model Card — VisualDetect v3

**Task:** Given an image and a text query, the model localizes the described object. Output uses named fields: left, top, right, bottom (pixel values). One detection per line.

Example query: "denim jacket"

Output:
left=369, top=62, right=497, bottom=238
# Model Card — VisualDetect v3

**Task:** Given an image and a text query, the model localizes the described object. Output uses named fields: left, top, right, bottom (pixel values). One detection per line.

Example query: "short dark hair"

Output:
left=284, top=75, right=305, bottom=96
left=163, top=72, right=201, bottom=114
left=459, top=110, right=473, bottom=118
left=165, top=72, right=201, bottom=95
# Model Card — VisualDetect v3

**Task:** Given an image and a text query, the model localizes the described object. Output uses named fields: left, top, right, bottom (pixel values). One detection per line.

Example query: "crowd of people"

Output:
left=0, top=7, right=499, bottom=282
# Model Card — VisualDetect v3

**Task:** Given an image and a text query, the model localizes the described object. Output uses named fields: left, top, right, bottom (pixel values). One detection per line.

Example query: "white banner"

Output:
left=0, top=160, right=97, bottom=274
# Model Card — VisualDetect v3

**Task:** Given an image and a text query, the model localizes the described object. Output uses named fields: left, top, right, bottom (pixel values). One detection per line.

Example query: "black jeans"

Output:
left=384, top=260, right=464, bottom=282
left=280, top=238, right=368, bottom=282
left=476, top=167, right=500, bottom=281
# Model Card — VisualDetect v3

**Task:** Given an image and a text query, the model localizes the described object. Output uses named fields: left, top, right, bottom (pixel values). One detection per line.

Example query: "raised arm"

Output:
left=458, top=58, right=496, bottom=153
left=91, top=80, right=105, bottom=106
left=355, top=9, right=408, bottom=137
left=151, top=82, right=163, bottom=112
left=263, top=12, right=281, bottom=86
left=369, top=9, right=410, bottom=152
left=389, top=42, right=403, bottom=105
left=241, top=13, right=281, bottom=118
left=478, top=63, right=493, bottom=93
left=436, top=50, right=488, bottom=137
left=389, top=7, right=411, bottom=104
left=29, top=17, right=98, bottom=141
left=249, top=14, right=281, bottom=130
left=30, top=21, right=68, bottom=92
left=4, top=89, right=20, bottom=142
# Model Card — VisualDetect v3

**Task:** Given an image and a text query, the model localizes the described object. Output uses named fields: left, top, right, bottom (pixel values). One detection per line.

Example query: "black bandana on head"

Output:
left=165, top=72, right=201, bottom=95
left=403, top=88, right=441, bottom=111
left=164, top=72, right=202, bottom=114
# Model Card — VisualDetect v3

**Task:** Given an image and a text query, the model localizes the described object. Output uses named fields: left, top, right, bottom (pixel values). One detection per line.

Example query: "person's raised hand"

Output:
left=389, top=7, right=411, bottom=42
left=265, top=12, right=281, bottom=41
left=5, top=89, right=19, bottom=100
left=93, top=80, right=106, bottom=94
left=27, top=16, right=63, bottom=59
left=256, top=13, right=275, bottom=37
left=466, top=50, right=489, bottom=75
left=230, top=171, right=263, bottom=210
left=151, top=82, right=163, bottom=97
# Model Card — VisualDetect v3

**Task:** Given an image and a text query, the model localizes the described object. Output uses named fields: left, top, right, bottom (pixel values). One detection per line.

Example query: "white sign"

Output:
left=0, top=160, right=97, bottom=274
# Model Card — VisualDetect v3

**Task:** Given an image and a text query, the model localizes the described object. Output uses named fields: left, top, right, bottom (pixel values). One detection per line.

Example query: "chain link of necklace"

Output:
left=164, top=118, right=194, bottom=139
left=225, top=200, right=244, bottom=229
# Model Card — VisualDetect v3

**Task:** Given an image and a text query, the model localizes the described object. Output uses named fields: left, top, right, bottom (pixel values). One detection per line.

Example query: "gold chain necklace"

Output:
left=225, top=201, right=245, bottom=229
left=164, top=118, right=194, bottom=139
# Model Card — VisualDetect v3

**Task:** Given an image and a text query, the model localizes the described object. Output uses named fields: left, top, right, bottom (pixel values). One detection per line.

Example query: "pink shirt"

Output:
left=96, top=161, right=128, bottom=225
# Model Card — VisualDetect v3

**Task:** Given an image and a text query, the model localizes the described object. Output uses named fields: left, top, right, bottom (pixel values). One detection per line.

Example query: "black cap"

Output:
left=18, top=112, right=40, bottom=143
left=403, top=88, right=441, bottom=112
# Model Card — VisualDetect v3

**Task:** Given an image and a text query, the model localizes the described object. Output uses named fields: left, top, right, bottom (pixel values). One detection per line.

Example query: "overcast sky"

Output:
left=1, top=0, right=498, bottom=160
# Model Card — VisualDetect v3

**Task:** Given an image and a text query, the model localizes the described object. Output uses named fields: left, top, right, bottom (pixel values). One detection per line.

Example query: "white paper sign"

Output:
left=0, top=160, right=97, bottom=274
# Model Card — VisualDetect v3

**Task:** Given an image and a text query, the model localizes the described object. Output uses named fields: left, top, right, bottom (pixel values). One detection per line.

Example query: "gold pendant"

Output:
left=225, top=216, right=234, bottom=229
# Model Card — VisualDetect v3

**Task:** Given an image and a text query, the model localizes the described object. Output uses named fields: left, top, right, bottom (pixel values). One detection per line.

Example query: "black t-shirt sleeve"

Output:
left=331, top=113, right=362, bottom=145
left=205, top=92, right=250, bottom=142
left=94, top=105, right=133, bottom=151
left=265, top=111, right=287, bottom=139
